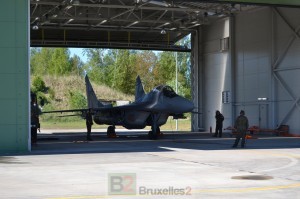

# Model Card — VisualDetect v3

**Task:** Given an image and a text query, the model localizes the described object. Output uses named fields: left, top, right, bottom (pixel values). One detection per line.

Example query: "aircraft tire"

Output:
left=148, top=130, right=158, bottom=140
left=148, top=131, right=153, bottom=139
left=107, top=126, right=116, bottom=137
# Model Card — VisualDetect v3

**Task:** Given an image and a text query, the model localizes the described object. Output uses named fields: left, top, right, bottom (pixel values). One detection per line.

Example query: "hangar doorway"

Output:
left=31, top=47, right=192, bottom=146
left=259, top=104, right=268, bottom=129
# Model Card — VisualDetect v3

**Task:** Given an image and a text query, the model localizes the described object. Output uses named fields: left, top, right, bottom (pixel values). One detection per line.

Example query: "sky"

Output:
left=69, top=48, right=88, bottom=63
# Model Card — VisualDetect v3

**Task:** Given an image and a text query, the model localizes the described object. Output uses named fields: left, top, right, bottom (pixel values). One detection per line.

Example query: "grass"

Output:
left=41, top=118, right=191, bottom=131
left=35, top=75, right=134, bottom=111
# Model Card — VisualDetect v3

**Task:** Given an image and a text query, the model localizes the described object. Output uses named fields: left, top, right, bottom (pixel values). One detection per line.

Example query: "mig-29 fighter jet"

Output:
left=43, top=75, right=194, bottom=139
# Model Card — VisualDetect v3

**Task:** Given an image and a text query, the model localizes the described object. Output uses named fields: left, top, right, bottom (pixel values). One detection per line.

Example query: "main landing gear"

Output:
left=148, top=126, right=161, bottom=140
left=148, top=113, right=163, bottom=140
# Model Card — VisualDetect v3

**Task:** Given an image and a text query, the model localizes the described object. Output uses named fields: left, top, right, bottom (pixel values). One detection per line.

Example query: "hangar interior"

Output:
left=192, top=6, right=300, bottom=135
left=1, top=0, right=300, bottom=152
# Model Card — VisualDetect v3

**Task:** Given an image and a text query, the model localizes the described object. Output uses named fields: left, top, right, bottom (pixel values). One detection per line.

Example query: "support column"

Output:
left=0, top=0, right=29, bottom=152
left=191, top=27, right=204, bottom=132
left=229, top=15, right=236, bottom=125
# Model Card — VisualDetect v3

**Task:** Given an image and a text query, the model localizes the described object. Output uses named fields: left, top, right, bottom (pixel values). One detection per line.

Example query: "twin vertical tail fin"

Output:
left=135, top=76, right=145, bottom=102
left=85, top=75, right=104, bottom=108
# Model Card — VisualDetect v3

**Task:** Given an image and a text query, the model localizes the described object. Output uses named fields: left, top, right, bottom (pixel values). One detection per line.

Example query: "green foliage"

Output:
left=32, top=76, right=47, bottom=93
left=68, top=90, right=87, bottom=109
left=135, top=51, right=157, bottom=91
left=48, top=88, right=55, bottom=100
left=114, top=50, right=137, bottom=94
left=30, top=48, right=52, bottom=75
left=36, top=91, right=49, bottom=106
left=48, top=48, right=72, bottom=75
left=153, top=51, right=176, bottom=85
left=30, top=48, right=81, bottom=76
left=70, top=54, right=84, bottom=76
left=31, top=76, right=50, bottom=106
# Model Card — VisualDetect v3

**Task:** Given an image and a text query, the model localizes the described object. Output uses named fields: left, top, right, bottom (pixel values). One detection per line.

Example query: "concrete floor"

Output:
left=1, top=130, right=300, bottom=199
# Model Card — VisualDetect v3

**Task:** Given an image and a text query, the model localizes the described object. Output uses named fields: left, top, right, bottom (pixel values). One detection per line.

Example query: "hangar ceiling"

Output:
left=30, top=0, right=256, bottom=51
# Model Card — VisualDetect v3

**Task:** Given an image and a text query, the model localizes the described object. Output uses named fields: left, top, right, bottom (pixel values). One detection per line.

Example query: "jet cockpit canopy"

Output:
left=154, top=85, right=178, bottom=98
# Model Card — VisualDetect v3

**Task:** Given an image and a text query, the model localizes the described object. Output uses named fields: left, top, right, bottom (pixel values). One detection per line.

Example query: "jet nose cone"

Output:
left=185, top=99, right=194, bottom=112
left=176, top=97, right=194, bottom=113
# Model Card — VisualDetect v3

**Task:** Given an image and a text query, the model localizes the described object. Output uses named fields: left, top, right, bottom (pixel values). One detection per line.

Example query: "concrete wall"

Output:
left=194, top=6, right=300, bottom=135
left=0, top=0, right=29, bottom=152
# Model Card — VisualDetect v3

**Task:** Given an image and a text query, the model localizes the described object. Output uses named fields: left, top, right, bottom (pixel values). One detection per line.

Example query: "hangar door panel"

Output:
left=259, top=104, right=268, bottom=129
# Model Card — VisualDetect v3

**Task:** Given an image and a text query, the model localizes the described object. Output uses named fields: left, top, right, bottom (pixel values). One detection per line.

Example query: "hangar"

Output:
left=1, top=0, right=300, bottom=152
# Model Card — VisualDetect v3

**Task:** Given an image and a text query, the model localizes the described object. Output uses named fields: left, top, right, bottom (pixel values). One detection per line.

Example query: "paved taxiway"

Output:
left=0, top=130, right=300, bottom=199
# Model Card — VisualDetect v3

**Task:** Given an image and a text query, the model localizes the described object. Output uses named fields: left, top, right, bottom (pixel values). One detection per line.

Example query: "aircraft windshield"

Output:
left=163, top=86, right=177, bottom=98
left=154, top=85, right=177, bottom=98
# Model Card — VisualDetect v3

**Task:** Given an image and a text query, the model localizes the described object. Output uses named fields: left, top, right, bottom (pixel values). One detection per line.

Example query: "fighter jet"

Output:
left=43, top=75, right=194, bottom=139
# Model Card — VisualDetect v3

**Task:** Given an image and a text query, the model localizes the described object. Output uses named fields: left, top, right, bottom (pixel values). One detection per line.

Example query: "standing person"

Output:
left=31, top=93, right=41, bottom=145
left=232, top=110, right=249, bottom=148
left=214, top=110, right=224, bottom=137
left=86, top=109, right=93, bottom=141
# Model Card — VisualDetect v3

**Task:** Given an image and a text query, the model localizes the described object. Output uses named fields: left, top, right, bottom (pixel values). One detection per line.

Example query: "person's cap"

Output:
left=240, top=110, right=245, bottom=115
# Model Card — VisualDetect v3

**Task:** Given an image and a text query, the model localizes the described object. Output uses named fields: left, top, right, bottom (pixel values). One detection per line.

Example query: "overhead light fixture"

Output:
left=126, top=21, right=139, bottom=28
left=169, top=27, right=177, bottom=31
left=258, top=97, right=268, bottom=101
left=63, top=18, right=74, bottom=25
left=96, top=19, right=107, bottom=26
left=67, top=18, right=74, bottom=23
left=187, top=23, right=201, bottom=29
left=160, top=29, right=166, bottom=34
left=32, top=25, right=39, bottom=30
left=155, top=22, right=170, bottom=29
left=218, top=13, right=227, bottom=18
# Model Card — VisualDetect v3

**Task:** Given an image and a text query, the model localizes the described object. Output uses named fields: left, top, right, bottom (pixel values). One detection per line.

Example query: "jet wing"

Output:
left=42, top=108, right=88, bottom=114
left=91, top=102, right=171, bottom=114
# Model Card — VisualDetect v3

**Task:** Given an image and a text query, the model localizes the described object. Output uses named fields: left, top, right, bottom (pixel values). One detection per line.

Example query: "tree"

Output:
left=82, top=48, right=115, bottom=85
left=70, top=54, right=84, bottom=76
left=31, top=48, right=74, bottom=76
left=153, top=51, right=176, bottom=85
left=114, top=49, right=137, bottom=94
left=175, top=35, right=192, bottom=99
left=30, top=48, right=54, bottom=75
left=48, top=48, right=72, bottom=75
left=134, top=51, right=158, bottom=92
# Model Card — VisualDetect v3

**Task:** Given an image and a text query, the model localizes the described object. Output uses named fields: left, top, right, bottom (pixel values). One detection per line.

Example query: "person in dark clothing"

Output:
left=232, top=110, right=249, bottom=148
left=214, top=110, right=224, bottom=137
left=31, top=93, right=41, bottom=144
left=86, top=109, right=93, bottom=141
